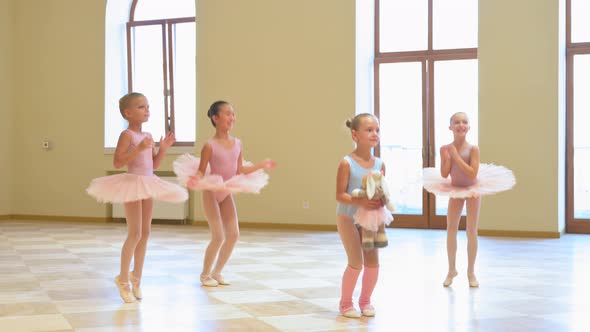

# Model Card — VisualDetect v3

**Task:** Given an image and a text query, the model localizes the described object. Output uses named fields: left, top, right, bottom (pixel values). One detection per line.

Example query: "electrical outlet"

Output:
left=42, top=140, right=51, bottom=150
left=303, top=201, right=310, bottom=209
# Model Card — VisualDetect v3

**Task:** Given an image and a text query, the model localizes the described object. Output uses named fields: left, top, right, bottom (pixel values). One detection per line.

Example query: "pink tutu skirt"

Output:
left=422, top=163, right=516, bottom=198
left=173, top=154, right=269, bottom=194
left=354, top=207, right=394, bottom=232
left=86, top=173, right=188, bottom=203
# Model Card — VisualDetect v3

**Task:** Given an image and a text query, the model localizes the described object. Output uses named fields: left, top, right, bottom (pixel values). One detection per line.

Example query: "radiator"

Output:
left=112, top=177, right=188, bottom=223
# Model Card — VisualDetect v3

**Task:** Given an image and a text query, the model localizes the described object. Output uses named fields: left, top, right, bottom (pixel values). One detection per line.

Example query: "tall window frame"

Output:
left=566, top=0, right=590, bottom=233
left=126, top=0, right=196, bottom=146
left=374, top=0, right=478, bottom=229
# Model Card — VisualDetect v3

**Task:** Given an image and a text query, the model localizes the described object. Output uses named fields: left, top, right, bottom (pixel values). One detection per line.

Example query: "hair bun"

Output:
left=345, top=119, right=353, bottom=129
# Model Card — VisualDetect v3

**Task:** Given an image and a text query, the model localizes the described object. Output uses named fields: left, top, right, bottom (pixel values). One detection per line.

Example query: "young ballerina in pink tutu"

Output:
left=335, top=113, right=389, bottom=318
left=174, top=100, right=276, bottom=287
left=87, top=92, right=187, bottom=302
left=422, top=112, right=515, bottom=288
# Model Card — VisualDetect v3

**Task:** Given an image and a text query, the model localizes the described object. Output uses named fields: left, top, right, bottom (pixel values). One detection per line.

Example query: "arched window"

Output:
left=105, top=0, right=195, bottom=148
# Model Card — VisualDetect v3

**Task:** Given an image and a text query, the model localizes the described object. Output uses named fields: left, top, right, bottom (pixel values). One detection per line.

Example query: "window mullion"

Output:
left=428, top=0, right=433, bottom=51
left=167, top=22, right=176, bottom=134
left=160, top=23, right=170, bottom=134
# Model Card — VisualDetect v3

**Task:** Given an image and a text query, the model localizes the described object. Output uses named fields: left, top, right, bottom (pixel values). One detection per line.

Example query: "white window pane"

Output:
left=379, top=0, right=428, bottom=52
left=573, top=55, right=590, bottom=217
left=572, top=0, right=590, bottom=43
left=131, top=25, right=166, bottom=140
left=433, top=0, right=478, bottom=49
left=172, top=22, right=196, bottom=142
left=379, top=62, right=424, bottom=215
left=433, top=59, right=478, bottom=215
left=134, top=0, right=195, bottom=21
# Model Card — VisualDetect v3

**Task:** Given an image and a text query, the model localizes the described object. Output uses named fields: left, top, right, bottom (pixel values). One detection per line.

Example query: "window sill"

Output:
left=103, top=145, right=195, bottom=155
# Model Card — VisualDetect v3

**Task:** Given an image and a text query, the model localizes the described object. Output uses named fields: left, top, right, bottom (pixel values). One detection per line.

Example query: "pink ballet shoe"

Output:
left=114, top=275, right=135, bottom=303
left=360, top=304, right=376, bottom=317
left=211, top=274, right=230, bottom=285
left=443, top=271, right=458, bottom=287
left=200, top=274, right=219, bottom=287
left=129, top=271, right=142, bottom=300
left=340, top=306, right=361, bottom=318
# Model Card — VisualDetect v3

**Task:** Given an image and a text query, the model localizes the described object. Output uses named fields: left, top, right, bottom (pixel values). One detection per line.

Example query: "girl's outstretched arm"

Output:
left=237, top=151, right=276, bottom=174
left=449, top=144, right=480, bottom=179
left=113, top=130, right=152, bottom=169
left=440, top=145, right=452, bottom=178
left=336, top=159, right=382, bottom=209
left=153, top=132, right=175, bottom=170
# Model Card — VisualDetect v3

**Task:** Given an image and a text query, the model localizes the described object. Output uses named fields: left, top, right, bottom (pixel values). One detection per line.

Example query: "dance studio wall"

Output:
left=191, top=0, right=356, bottom=226
left=8, top=0, right=355, bottom=226
left=478, top=0, right=566, bottom=234
left=0, top=0, right=16, bottom=216
left=12, top=0, right=107, bottom=218
left=6, top=0, right=567, bottom=234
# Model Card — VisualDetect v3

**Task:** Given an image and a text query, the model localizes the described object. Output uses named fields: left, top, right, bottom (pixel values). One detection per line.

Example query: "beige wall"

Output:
left=479, top=0, right=565, bottom=233
left=193, top=0, right=355, bottom=224
left=13, top=0, right=107, bottom=217
left=0, top=0, right=16, bottom=215
left=4, top=0, right=567, bottom=232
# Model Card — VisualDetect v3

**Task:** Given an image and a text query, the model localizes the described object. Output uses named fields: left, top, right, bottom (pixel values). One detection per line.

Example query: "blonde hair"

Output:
left=345, top=113, right=377, bottom=131
left=449, top=112, right=468, bottom=124
left=118, top=92, right=145, bottom=119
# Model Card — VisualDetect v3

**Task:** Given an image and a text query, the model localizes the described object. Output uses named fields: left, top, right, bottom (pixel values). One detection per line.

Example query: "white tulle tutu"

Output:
left=422, top=163, right=516, bottom=198
left=173, top=153, right=269, bottom=194
left=354, top=206, right=393, bottom=232
left=86, top=173, right=188, bottom=203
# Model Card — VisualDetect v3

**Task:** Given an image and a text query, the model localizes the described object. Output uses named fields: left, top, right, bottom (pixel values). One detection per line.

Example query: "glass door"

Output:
left=429, top=59, right=479, bottom=229
left=378, top=60, right=428, bottom=228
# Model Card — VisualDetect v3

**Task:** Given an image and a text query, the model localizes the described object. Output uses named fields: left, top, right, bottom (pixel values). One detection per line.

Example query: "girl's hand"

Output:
left=447, top=144, right=460, bottom=160
left=139, top=136, right=154, bottom=151
left=159, top=132, right=176, bottom=150
left=440, top=145, right=451, bottom=161
left=359, top=197, right=383, bottom=209
left=187, top=174, right=201, bottom=187
left=260, top=159, right=277, bottom=170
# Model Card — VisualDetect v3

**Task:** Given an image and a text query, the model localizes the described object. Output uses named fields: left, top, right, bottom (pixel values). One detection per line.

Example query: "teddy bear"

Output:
left=351, top=170, right=395, bottom=250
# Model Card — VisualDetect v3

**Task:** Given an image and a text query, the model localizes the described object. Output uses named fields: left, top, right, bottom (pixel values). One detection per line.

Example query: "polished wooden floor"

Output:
left=0, top=219, right=588, bottom=332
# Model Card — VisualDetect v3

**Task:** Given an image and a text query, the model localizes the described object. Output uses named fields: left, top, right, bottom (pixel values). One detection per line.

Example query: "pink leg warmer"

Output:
left=339, top=265, right=361, bottom=313
left=359, top=265, right=379, bottom=309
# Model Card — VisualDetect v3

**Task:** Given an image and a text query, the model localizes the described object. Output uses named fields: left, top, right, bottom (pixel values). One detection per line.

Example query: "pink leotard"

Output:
left=208, top=138, right=241, bottom=202
left=450, top=144, right=477, bottom=187
left=126, top=130, right=153, bottom=176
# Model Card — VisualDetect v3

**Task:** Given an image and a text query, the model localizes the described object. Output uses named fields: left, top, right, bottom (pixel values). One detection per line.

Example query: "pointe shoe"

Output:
left=211, top=274, right=230, bottom=285
left=200, top=275, right=219, bottom=287
left=129, top=272, right=142, bottom=300
left=360, top=304, right=376, bottom=317
left=443, top=271, right=458, bottom=287
left=468, top=274, right=479, bottom=288
left=340, top=306, right=361, bottom=319
left=114, top=275, right=135, bottom=303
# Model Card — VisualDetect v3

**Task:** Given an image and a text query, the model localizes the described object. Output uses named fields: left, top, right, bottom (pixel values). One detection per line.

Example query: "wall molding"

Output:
left=5, top=215, right=110, bottom=223
left=478, top=229, right=561, bottom=239
left=0, top=215, right=563, bottom=238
